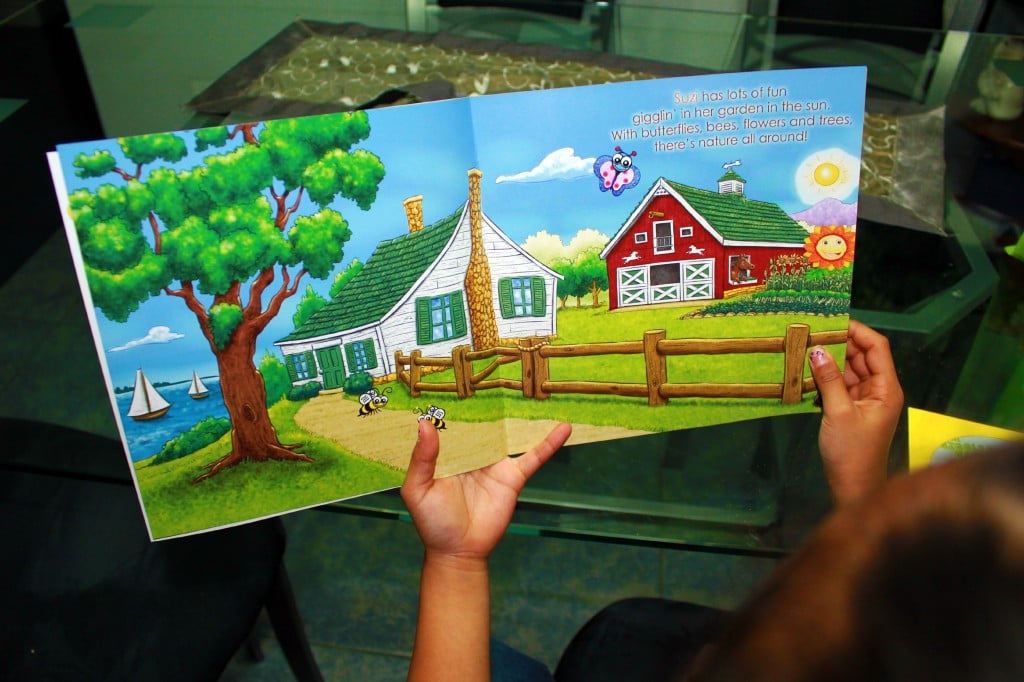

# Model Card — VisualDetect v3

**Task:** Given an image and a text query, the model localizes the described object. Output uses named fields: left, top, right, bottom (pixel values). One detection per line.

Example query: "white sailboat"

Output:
left=127, top=368, right=171, bottom=421
left=188, top=370, right=210, bottom=400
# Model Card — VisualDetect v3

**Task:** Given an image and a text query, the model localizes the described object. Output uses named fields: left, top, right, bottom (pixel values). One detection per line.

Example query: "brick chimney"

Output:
left=463, top=169, right=498, bottom=350
left=403, top=195, right=424, bottom=233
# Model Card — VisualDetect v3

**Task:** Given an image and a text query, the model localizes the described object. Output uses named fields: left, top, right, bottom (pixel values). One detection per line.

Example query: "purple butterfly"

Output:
left=594, top=146, right=641, bottom=196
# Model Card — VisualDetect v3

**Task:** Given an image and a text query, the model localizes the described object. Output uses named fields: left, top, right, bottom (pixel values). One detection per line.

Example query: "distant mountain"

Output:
left=790, top=198, right=858, bottom=227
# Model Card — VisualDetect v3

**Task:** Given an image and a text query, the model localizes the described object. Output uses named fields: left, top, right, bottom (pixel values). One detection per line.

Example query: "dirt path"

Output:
left=294, top=392, right=652, bottom=478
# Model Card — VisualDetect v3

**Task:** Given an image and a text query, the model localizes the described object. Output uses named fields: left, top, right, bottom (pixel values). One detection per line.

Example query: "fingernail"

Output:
left=808, top=346, right=828, bottom=367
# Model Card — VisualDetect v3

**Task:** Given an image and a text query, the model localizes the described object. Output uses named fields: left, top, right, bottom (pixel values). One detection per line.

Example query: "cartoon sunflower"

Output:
left=804, top=226, right=855, bottom=269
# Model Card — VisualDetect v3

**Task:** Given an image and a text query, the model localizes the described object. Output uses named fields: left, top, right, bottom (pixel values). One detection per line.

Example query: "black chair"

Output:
left=0, top=418, right=322, bottom=681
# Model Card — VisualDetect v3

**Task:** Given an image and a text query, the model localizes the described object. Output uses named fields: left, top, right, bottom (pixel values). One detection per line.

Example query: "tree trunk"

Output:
left=192, top=322, right=312, bottom=483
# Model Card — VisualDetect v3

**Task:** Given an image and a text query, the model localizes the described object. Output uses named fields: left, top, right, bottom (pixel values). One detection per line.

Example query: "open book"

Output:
left=50, top=66, right=866, bottom=539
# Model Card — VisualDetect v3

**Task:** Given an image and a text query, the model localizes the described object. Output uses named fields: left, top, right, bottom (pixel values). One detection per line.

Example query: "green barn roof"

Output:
left=278, top=204, right=464, bottom=343
left=664, top=179, right=807, bottom=244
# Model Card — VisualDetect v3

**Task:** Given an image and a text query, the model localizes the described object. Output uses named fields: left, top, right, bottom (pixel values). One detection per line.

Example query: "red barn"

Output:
left=599, top=170, right=808, bottom=310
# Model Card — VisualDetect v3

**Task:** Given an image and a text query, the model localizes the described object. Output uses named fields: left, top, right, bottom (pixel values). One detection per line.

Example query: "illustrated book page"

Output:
left=51, top=66, right=866, bottom=539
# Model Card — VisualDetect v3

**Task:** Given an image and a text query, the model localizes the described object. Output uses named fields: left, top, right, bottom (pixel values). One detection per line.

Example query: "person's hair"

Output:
left=685, top=441, right=1024, bottom=682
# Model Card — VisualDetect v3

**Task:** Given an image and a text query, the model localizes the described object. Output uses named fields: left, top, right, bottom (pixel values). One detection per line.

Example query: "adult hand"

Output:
left=808, top=319, right=904, bottom=505
left=401, top=420, right=572, bottom=562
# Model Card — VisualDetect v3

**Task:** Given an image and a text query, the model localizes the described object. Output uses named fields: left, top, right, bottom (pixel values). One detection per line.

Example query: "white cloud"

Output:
left=495, top=147, right=595, bottom=184
left=109, top=325, right=185, bottom=352
left=522, top=228, right=610, bottom=265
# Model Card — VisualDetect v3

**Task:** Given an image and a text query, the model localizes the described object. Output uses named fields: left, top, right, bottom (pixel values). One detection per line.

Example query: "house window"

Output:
left=285, top=351, right=315, bottom=381
left=499, top=276, right=546, bottom=318
left=344, top=339, right=378, bottom=372
left=679, top=226, right=693, bottom=238
left=415, top=290, right=468, bottom=345
left=653, top=221, right=674, bottom=254
left=634, top=232, right=648, bottom=244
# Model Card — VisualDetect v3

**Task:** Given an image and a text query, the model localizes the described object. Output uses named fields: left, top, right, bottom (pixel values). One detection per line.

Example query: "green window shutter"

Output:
left=451, top=290, right=467, bottom=337
left=363, top=340, right=378, bottom=369
left=531, top=277, right=546, bottom=316
left=304, top=351, right=316, bottom=378
left=498, top=278, right=513, bottom=319
left=344, top=342, right=357, bottom=370
left=415, top=297, right=432, bottom=345
left=285, top=354, right=299, bottom=382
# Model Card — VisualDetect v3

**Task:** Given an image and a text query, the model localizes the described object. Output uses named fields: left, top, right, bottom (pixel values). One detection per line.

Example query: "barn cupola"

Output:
left=717, top=163, right=745, bottom=196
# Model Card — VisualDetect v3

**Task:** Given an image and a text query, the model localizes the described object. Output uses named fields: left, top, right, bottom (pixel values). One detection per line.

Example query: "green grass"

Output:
left=134, top=399, right=404, bottom=539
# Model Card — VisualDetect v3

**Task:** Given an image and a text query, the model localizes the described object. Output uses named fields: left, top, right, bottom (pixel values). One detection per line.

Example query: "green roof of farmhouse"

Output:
left=278, top=205, right=464, bottom=343
left=665, top=179, right=808, bottom=244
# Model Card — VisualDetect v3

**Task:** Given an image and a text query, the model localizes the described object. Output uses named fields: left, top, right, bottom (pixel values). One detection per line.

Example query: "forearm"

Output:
left=408, top=552, right=491, bottom=682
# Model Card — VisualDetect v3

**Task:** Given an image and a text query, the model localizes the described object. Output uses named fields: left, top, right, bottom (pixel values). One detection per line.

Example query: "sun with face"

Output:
left=805, top=225, right=856, bottom=269
left=795, top=148, right=859, bottom=204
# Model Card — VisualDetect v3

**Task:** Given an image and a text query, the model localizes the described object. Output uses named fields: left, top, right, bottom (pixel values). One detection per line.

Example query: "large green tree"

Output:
left=69, top=113, right=385, bottom=482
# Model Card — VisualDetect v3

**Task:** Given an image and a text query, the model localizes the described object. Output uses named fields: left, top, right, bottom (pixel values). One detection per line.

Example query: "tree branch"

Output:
left=148, top=212, right=162, bottom=254
left=213, top=281, right=242, bottom=309
left=165, top=281, right=215, bottom=349
left=254, top=265, right=306, bottom=333
left=277, top=186, right=305, bottom=230
left=245, top=266, right=276, bottom=319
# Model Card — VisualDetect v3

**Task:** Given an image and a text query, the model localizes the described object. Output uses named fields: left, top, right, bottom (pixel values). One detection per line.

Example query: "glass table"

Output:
left=4, top=1, right=1021, bottom=557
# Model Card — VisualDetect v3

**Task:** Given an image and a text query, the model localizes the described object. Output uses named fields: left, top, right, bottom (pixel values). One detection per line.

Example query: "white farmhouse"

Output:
left=275, top=169, right=560, bottom=389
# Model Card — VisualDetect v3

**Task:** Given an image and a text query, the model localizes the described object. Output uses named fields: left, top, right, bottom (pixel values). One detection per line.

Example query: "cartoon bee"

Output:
left=358, top=388, right=389, bottom=417
left=416, top=405, right=447, bottom=430
left=594, top=146, right=641, bottom=196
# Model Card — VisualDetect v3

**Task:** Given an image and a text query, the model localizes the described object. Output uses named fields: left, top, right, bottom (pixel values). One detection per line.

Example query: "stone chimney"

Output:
left=403, top=195, right=424, bottom=233
left=463, top=169, right=498, bottom=350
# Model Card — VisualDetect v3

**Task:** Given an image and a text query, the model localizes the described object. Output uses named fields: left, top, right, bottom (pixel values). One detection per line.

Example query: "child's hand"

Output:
left=808, top=320, right=904, bottom=505
left=401, top=420, right=572, bottom=562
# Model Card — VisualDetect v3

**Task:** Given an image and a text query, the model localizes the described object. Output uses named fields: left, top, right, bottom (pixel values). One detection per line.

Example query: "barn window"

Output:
left=653, top=221, right=674, bottom=253
left=415, top=291, right=468, bottom=344
left=499, top=277, right=546, bottom=318
left=634, top=232, right=648, bottom=244
left=679, top=226, right=693, bottom=238
left=729, top=254, right=757, bottom=285
left=344, top=339, right=378, bottom=372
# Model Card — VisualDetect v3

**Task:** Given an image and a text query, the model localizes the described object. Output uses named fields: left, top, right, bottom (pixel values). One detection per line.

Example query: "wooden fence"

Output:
left=395, top=323, right=847, bottom=406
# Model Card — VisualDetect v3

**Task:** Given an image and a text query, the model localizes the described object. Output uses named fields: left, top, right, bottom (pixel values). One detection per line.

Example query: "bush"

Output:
left=687, top=290, right=850, bottom=317
left=259, top=351, right=291, bottom=406
left=343, top=371, right=374, bottom=396
left=287, top=382, right=322, bottom=401
left=154, top=417, right=232, bottom=465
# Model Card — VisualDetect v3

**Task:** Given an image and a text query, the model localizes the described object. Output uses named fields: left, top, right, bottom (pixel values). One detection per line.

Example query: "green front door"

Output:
left=315, top=346, right=345, bottom=390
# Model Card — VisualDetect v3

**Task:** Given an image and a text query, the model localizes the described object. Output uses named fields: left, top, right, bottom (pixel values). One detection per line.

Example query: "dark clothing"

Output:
left=492, top=598, right=726, bottom=682
left=555, top=598, right=726, bottom=682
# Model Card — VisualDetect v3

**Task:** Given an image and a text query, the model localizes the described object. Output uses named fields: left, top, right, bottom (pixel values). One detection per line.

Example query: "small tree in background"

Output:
left=293, top=284, right=328, bottom=327
left=258, top=351, right=291, bottom=407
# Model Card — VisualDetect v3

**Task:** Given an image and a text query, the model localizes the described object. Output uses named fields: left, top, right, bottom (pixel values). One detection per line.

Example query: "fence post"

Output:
left=394, top=351, right=405, bottom=389
left=533, top=337, right=550, bottom=400
left=409, top=349, right=422, bottom=398
left=452, top=345, right=474, bottom=398
left=782, top=323, right=810, bottom=404
left=520, top=338, right=535, bottom=399
left=644, top=329, right=667, bottom=407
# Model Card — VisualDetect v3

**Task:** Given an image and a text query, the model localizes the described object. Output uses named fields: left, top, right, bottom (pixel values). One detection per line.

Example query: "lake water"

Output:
left=115, top=376, right=229, bottom=462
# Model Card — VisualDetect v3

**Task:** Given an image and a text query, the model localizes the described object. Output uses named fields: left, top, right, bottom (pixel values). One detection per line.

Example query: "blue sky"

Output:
left=57, top=66, right=866, bottom=388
